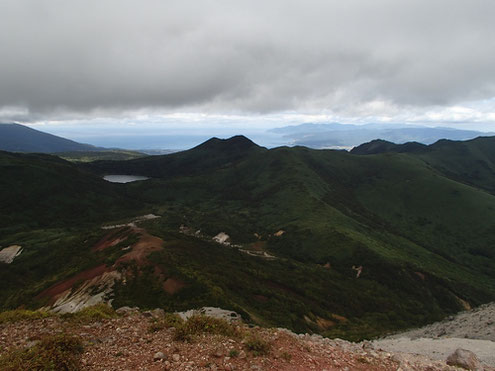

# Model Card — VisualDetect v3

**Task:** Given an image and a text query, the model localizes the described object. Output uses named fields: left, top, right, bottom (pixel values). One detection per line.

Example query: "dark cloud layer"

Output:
left=1, top=0, right=495, bottom=119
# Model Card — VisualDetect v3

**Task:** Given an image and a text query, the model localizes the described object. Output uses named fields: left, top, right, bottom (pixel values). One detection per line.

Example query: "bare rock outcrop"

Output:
left=0, top=245, right=22, bottom=264
left=446, top=348, right=483, bottom=370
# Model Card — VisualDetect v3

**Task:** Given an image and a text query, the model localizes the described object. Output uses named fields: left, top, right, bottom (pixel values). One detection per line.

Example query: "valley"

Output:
left=1, top=135, right=495, bottom=342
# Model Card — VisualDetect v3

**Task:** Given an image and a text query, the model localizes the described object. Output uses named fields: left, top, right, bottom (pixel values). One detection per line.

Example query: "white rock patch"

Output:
left=176, top=307, right=241, bottom=322
left=51, top=271, right=121, bottom=314
left=213, top=232, right=231, bottom=245
left=102, top=214, right=160, bottom=229
left=0, top=245, right=22, bottom=264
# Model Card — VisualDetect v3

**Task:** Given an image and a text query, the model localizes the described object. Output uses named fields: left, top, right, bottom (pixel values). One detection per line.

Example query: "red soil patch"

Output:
left=116, top=229, right=163, bottom=266
left=92, top=228, right=129, bottom=252
left=162, top=277, right=186, bottom=295
left=36, top=264, right=109, bottom=303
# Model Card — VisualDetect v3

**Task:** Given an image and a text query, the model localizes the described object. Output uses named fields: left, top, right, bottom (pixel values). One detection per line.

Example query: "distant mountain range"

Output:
left=0, top=123, right=147, bottom=161
left=269, top=123, right=493, bottom=149
left=0, top=123, right=101, bottom=153
left=3, top=122, right=491, bottom=155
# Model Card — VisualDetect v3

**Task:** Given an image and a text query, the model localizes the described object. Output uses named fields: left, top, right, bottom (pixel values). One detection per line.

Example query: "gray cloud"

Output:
left=1, top=0, right=495, bottom=120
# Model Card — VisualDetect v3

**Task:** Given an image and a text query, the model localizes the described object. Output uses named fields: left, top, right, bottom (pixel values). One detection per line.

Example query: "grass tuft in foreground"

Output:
left=243, top=333, right=271, bottom=356
left=148, top=313, right=184, bottom=333
left=0, top=333, right=84, bottom=371
left=0, top=309, right=50, bottom=324
left=62, top=303, right=117, bottom=322
left=173, top=315, right=238, bottom=342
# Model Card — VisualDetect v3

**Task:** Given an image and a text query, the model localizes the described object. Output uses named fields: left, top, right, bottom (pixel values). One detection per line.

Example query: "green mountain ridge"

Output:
left=1, top=135, right=494, bottom=340
left=352, top=136, right=495, bottom=193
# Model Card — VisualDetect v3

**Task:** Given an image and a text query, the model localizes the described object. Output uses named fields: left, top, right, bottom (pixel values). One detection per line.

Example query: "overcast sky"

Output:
left=1, top=0, right=495, bottom=132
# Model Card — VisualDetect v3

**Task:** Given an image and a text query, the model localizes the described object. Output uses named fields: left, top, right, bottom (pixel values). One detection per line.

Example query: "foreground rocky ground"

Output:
left=1, top=306, right=493, bottom=370
left=374, top=302, right=495, bottom=368
left=385, top=302, right=495, bottom=341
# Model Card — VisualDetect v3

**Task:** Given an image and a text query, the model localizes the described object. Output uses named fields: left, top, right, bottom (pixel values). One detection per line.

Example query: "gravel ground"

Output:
left=374, top=337, right=495, bottom=366
left=2, top=303, right=495, bottom=369
left=0, top=313, right=457, bottom=371
left=373, top=302, right=495, bottom=368
left=388, top=303, right=495, bottom=341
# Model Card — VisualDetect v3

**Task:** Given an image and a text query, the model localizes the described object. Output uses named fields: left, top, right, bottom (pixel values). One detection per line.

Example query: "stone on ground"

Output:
left=446, top=348, right=483, bottom=371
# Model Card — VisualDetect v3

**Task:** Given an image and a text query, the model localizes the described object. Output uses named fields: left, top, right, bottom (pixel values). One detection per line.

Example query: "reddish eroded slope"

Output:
left=92, top=228, right=130, bottom=252
left=115, top=227, right=163, bottom=266
left=37, top=226, right=167, bottom=309
left=36, top=264, right=109, bottom=304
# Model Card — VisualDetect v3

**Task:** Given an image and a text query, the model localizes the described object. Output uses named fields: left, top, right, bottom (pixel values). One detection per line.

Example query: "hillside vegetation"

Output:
left=1, top=136, right=495, bottom=340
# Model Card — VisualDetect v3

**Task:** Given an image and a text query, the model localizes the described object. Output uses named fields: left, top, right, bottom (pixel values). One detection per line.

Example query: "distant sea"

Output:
left=66, top=133, right=290, bottom=151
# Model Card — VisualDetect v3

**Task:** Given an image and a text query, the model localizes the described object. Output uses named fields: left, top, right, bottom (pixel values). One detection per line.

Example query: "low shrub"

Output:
left=0, top=309, right=50, bottom=324
left=173, top=315, right=237, bottom=342
left=62, top=303, right=117, bottom=322
left=244, top=334, right=271, bottom=356
left=148, top=313, right=184, bottom=333
left=0, top=333, right=84, bottom=370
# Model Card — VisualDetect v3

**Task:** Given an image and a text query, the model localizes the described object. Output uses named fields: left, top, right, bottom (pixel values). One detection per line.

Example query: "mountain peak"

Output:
left=195, top=135, right=260, bottom=152
left=350, top=139, right=396, bottom=155
left=351, top=139, right=427, bottom=155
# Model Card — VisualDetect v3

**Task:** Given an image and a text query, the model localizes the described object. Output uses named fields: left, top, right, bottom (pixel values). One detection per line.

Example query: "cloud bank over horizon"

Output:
left=1, top=1, right=495, bottom=128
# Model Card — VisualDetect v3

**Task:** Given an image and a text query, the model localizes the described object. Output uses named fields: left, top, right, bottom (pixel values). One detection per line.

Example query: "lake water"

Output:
left=103, top=175, right=149, bottom=183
